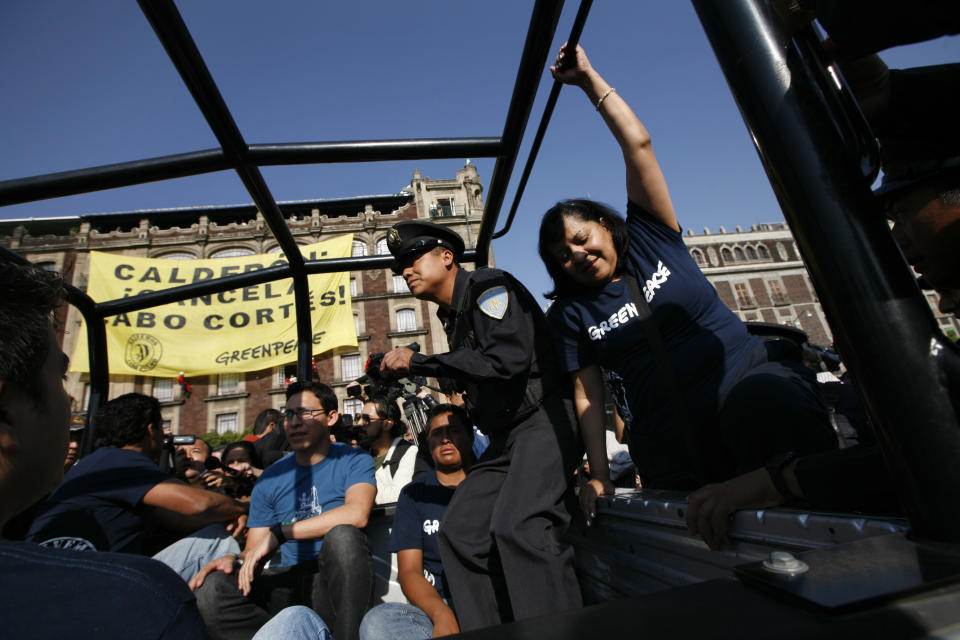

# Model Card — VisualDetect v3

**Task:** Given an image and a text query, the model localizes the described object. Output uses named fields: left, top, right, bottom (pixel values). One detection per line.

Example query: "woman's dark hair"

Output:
left=222, top=440, right=263, bottom=470
left=367, top=394, right=404, bottom=440
left=538, top=199, right=629, bottom=299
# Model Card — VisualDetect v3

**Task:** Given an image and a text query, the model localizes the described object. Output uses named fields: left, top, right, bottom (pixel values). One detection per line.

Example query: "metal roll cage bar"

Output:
left=2, top=0, right=959, bottom=542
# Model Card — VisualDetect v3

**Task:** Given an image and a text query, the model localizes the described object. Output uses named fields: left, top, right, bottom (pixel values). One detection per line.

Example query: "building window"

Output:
left=274, top=363, right=298, bottom=388
left=156, top=251, right=197, bottom=260
left=396, top=308, right=417, bottom=332
left=216, top=413, right=238, bottom=434
left=721, top=248, right=733, bottom=263
left=218, top=372, right=239, bottom=395
left=352, top=241, right=368, bottom=257
left=768, top=280, right=790, bottom=305
left=734, top=282, right=755, bottom=308
left=343, top=397, right=363, bottom=419
left=393, top=274, right=409, bottom=293
left=153, top=378, right=174, bottom=402
left=745, top=246, right=757, bottom=261
left=776, top=242, right=789, bottom=261
left=757, top=245, right=770, bottom=260
left=341, top=354, right=361, bottom=381
left=734, top=247, right=746, bottom=262
left=36, top=261, right=57, bottom=271
left=210, top=247, right=255, bottom=258
left=350, top=278, right=358, bottom=296
left=691, top=249, right=705, bottom=266
left=376, top=238, right=390, bottom=255
left=354, top=314, right=361, bottom=336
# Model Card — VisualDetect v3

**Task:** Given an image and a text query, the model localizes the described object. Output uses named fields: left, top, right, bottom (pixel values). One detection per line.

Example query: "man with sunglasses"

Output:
left=353, top=396, right=430, bottom=504
left=191, top=380, right=376, bottom=640
left=381, top=220, right=583, bottom=631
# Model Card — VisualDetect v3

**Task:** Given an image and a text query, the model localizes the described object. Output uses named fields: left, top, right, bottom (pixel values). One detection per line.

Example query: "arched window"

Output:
left=734, top=247, right=746, bottom=262
left=352, top=241, right=368, bottom=257
left=350, top=278, right=358, bottom=296
left=156, top=251, right=197, bottom=260
left=757, top=245, right=770, bottom=260
left=396, top=308, right=417, bottom=332
left=210, top=247, right=254, bottom=258
left=393, top=275, right=409, bottom=293
left=353, top=314, right=360, bottom=336
left=376, top=238, right=390, bottom=255
left=721, top=248, right=733, bottom=263
left=691, top=249, right=705, bottom=266
left=745, top=246, right=757, bottom=261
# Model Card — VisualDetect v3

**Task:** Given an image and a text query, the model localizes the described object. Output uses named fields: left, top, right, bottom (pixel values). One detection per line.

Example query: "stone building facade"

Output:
left=1, top=163, right=487, bottom=436
left=681, top=222, right=959, bottom=345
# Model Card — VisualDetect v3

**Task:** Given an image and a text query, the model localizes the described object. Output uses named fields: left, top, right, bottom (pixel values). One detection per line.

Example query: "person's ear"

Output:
left=0, top=381, right=22, bottom=461
left=326, top=410, right=339, bottom=428
left=442, top=249, right=455, bottom=267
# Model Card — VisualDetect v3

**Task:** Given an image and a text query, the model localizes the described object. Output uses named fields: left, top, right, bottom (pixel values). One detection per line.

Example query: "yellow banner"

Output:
left=71, top=237, right=357, bottom=377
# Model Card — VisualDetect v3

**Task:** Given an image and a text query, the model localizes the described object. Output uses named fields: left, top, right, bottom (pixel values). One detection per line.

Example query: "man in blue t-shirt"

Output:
left=359, top=403, right=474, bottom=640
left=190, top=380, right=377, bottom=640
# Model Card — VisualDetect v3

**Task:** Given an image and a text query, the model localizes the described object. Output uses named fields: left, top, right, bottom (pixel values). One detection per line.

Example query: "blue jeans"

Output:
left=153, top=524, right=241, bottom=582
left=253, top=606, right=332, bottom=640
left=359, top=603, right=433, bottom=640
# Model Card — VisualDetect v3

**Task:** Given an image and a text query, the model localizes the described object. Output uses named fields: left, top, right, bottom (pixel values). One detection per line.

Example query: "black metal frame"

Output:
left=0, top=0, right=591, bottom=454
left=693, top=0, right=960, bottom=542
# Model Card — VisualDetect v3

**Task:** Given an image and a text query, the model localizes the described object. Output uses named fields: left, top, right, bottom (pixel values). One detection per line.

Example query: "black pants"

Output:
left=635, top=359, right=838, bottom=490
left=195, top=524, right=373, bottom=640
left=438, top=400, right=583, bottom=631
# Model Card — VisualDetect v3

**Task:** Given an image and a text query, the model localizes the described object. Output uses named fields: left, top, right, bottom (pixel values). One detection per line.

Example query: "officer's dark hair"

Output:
left=538, top=199, right=629, bottom=300
left=252, top=408, right=282, bottom=436
left=94, top=393, right=162, bottom=449
left=426, top=403, right=474, bottom=442
left=431, top=245, right=460, bottom=267
left=0, top=261, right=65, bottom=406
left=285, top=379, right=338, bottom=412
left=367, top=394, right=404, bottom=439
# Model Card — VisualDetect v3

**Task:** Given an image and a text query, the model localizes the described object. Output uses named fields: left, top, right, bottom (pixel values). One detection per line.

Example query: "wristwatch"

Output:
left=270, top=522, right=287, bottom=544
left=765, top=451, right=798, bottom=502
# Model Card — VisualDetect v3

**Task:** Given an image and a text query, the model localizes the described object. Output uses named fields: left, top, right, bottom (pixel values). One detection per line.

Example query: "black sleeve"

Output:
left=409, top=274, right=536, bottom=383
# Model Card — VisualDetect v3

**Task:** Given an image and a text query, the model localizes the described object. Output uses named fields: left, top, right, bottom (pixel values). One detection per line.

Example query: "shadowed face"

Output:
left=889, top=187, right=960, bottom=289
left=427, top=411, right=471, bottom=471
left=399, top=248, right=454, bottom=302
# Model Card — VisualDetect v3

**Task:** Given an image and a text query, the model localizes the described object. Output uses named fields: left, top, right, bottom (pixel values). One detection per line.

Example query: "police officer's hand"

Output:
left=381, top=347, right=415, bottom=376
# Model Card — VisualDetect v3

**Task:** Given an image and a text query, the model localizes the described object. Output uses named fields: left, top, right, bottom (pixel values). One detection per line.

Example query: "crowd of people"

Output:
left=1, top=5, right=957, bottom=636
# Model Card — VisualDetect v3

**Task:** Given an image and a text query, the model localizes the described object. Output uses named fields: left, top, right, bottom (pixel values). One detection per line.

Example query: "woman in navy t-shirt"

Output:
left=539, top=45, right=836, bottom=521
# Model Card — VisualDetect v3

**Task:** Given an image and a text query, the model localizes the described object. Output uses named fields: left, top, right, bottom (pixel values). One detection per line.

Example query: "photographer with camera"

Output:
left=26, top=392, right=247, bottom=582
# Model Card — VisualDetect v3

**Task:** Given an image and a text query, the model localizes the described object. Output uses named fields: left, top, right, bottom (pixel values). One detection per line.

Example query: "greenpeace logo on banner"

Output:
left=587, top=260, right=672, bottom=341
left=71, top=236, right=358, bottom=377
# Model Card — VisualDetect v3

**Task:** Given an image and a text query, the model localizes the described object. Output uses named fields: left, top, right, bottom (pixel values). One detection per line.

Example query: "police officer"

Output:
left=380, top=220, right=583, bottom=630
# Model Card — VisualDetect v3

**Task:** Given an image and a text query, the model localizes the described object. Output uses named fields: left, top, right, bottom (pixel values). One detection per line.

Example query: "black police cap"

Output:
left=387, top=221, right=465, bottom=266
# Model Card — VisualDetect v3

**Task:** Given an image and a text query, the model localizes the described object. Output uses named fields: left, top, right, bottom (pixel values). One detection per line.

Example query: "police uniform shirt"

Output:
left=408, top=267, right=562, bottom=434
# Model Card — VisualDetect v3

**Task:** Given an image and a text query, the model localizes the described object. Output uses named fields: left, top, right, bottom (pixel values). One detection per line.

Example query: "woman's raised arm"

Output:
left=551, top=44, right=679, bottom=232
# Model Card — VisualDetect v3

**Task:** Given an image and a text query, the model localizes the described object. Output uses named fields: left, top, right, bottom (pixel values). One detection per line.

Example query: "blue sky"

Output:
left=2, top=2, right=957, bottom=304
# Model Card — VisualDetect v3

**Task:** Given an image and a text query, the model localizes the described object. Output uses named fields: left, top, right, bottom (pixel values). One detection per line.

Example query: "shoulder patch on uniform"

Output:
left=477, top=286, right=508, bottom=319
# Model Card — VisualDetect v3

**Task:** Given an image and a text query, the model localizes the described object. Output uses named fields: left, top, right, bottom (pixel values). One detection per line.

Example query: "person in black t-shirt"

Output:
left=359, top=403, right=473, bottom=640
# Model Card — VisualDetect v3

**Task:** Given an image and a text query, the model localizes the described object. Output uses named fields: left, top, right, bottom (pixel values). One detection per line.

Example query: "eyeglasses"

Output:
left=356, top=414, right=383, bottom=425
left=282, top=407, right=329, bottom=422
